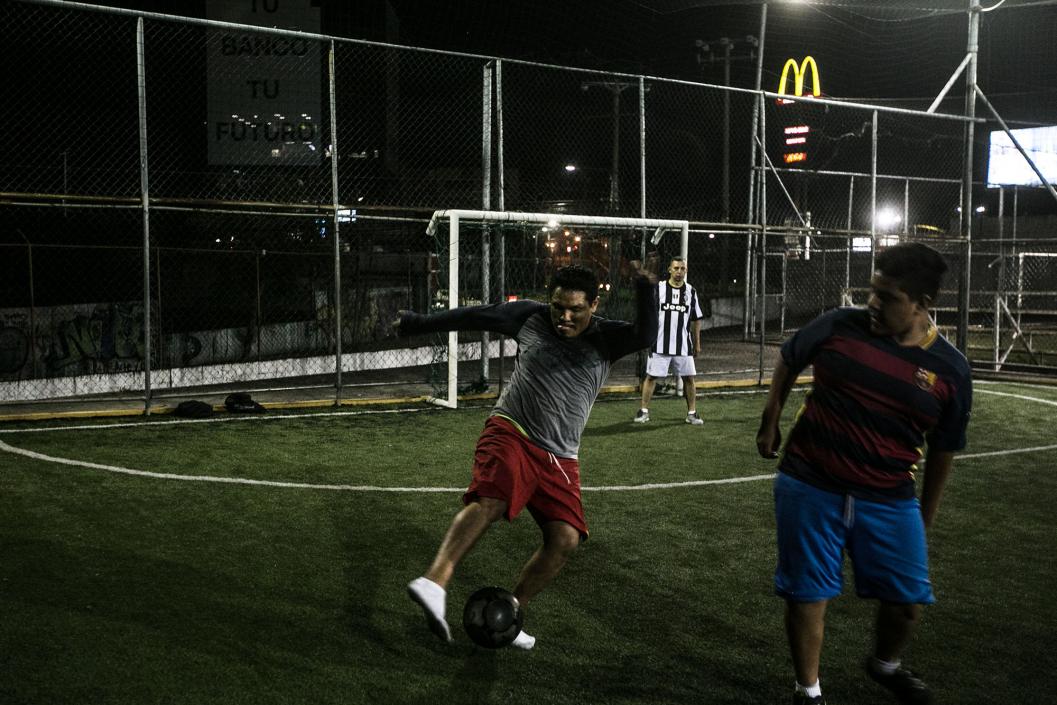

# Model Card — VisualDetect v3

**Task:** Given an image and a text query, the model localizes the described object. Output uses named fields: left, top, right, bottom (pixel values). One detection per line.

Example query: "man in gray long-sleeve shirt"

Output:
left=404, top=262, right=657, bottom=650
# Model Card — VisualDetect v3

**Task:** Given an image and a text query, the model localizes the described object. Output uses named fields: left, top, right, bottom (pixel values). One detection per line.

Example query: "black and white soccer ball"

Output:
left=462, top=586, right=524, bottom=649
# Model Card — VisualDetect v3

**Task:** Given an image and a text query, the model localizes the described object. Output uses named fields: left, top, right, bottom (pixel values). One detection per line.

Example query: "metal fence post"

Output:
left=19, top=233, right=39, bottom=378
left=640, top=75, right=647, bottom=261
left=496, top=60, right=505, bottom=211
left=994, top=186, right=1005, bottom=369
left=481, top=61, right=492, bottom=386
left=846, top=176, right=854, bottom=295
left=329, top=40, right=343, bottom=404
left=255, top=251, right=262, bottom=364
left=155, top=248, right=163, bottom=370
left=746, top=3, right=767, bottom=345
left=903, top=178, right=910, bottom=236
left=757, top=97, right=768, bottom=384
left=958, top=0, right=981, bottom=353
left=869, top=110, right=878, bottom=276
left=496, top=60, right=506, bottom=392
left=136, top=17, right=153, bottom=415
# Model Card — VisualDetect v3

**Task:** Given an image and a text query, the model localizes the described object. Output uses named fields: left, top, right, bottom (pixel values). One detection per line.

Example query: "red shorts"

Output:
left=464, top=416, right=588, bottom=540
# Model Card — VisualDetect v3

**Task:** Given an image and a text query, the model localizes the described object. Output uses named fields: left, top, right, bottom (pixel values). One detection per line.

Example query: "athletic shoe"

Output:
left=633, top=409, right=650, bottom=423
left=685, top=411, right=704, bottom=425
left=864, top=658, right=932, bottom=705
left=792, top=693, right=825, bottom=705
left=511, top=630, right=536, bottom=650
left=407, top=577, right=453, bottom=643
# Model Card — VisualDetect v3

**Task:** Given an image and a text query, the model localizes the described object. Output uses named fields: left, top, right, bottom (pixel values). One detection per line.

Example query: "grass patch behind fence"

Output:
left=1, top=382, right=1056, bottom=704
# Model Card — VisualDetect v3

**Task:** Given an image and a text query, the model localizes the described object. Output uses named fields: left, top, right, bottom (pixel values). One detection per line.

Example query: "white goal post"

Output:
left=424, top=209, right=691, bottom=408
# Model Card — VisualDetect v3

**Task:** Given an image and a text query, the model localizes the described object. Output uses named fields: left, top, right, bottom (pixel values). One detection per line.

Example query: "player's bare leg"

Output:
left=425, top=497, right=507, bottom=588
left=864, top=601, right=931, bottom=703
left=636, top=376, right=658, bottom=422
left=640, top=375, right=658, bottom=408
left=513, top=520, right=579, bottom=604
left=408, top=497, right=507, bottom=643
left=682, top=375, right=703, bottom=424
left=508, top=520, right=580, bottom=650
left=682, top=375, right=697, bottom=413
left=873, top=601, right=920, bottom=661
left=786, top=600, right=828, bottom=691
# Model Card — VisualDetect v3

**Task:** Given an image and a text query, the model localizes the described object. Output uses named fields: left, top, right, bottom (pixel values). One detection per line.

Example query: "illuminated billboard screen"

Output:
left=986, top=126, right=1057, bottom=187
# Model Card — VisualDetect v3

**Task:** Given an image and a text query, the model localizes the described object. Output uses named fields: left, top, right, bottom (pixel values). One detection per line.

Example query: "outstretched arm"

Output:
left=628, top=259, right=660, bottom=349
left=756, top=357, right=798, bottom=459
left=395, top=300, right=540, bottom=339
left=599, top=258, right=660, bottom=360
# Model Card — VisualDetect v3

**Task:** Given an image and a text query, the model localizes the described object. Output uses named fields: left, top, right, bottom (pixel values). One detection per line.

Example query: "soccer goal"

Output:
left=987, top=251, right=1057, bottom=371
left=423, top=209, right=690, bottom=408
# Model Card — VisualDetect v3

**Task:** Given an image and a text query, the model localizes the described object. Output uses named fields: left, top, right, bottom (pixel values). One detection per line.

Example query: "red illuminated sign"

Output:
left=777, top=59, right=820, bottom=163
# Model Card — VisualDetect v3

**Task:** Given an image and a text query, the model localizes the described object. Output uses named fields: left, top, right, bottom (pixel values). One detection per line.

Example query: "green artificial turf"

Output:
left=1, top=382, right=1055, bottom=704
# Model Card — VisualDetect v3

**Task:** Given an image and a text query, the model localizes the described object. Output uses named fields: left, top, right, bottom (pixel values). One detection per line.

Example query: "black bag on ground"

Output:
left=224, top=392, right=266, bottom=413
left=174, top=400, right=214, bottom=418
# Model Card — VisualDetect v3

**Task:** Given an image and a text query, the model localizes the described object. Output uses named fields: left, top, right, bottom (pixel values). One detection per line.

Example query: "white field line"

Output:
left=958, top=443, right=1057, bottom=459
left=0, top=439, right=464, bottom=492
left=0, top=387, right=1053, bottom=493
left=974, top=388, right=1057, bottom=408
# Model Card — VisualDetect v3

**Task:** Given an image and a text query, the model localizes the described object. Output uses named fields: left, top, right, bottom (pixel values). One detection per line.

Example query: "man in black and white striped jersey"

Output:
left=633, top=256, right=706, bottom=425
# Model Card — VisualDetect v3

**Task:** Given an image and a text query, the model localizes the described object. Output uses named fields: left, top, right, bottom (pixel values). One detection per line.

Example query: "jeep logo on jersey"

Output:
left=661, top=302, right=690, bottom=313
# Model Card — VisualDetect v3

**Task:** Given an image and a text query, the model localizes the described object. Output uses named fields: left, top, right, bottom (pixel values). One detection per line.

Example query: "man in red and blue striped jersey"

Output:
left=756, top=243, right=972, bottom=705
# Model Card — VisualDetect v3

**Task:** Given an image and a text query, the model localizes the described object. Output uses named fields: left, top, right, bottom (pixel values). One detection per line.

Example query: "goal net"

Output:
left=422, top=210, right=690, bottom=408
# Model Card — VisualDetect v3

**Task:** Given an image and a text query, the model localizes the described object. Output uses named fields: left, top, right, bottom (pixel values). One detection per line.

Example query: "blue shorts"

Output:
left=774, top=472, right=935, bottom=605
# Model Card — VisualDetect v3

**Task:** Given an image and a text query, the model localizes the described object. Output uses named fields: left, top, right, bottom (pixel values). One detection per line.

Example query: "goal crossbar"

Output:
left=425, top=209, right=690, bottom=408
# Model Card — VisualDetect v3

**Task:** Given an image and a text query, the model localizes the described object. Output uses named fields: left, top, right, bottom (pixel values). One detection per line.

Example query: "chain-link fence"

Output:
left=2, top=0, right=1054, bottom=413
left=964, top=238, right=1057, bottom=373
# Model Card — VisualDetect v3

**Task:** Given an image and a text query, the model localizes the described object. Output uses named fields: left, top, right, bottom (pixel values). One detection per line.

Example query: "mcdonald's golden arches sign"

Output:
left=776, top=57, right=821, bottom=165
left=777, top=56, right=821, bottom=100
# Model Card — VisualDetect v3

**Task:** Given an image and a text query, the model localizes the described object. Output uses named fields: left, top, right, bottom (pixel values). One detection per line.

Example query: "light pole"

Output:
left=695, top=36, right=758, bottom=222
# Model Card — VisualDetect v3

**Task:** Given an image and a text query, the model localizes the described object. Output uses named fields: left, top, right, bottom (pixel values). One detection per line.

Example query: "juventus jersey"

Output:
left=652, top=280, right=704, bottom=356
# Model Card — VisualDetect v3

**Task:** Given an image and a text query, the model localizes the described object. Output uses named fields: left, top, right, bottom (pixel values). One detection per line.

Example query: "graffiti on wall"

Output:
left=0, top=302, right=146, bottom=379
left=1, top=286, right=411, bottom=381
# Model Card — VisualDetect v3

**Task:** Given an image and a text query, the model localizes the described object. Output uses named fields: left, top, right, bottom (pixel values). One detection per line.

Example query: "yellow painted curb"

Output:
left=0, top=376, right=814, bottom=423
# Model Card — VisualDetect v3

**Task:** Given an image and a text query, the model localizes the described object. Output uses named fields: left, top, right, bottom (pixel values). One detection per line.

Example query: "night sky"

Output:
left=21, top=0, right=1057, bottom=221
left=83, top=0, right=1057, bottom=123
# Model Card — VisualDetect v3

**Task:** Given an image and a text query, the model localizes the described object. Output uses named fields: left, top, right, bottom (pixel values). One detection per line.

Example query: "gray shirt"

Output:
left=398, top=277, right=656, bottom=458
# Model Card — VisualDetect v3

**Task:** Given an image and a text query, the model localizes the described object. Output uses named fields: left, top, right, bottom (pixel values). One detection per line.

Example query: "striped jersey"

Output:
left=651, top=280, right=704, bottom=356
left=779, top=307, right=972, bottom=501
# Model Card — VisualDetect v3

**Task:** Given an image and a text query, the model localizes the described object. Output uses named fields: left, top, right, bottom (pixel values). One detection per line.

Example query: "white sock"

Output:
left=640, top=408, right=649, bottom=413
left=511, top=629, right=536, bottom=650
left=407, top=577, right=452, bottom=643
left=795, top=680, right=822, bottom=698
left=872, top=657, right=901, bottom=675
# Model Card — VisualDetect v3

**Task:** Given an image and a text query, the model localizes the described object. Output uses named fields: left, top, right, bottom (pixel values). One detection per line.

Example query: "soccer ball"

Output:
left=462, top=586, right=524, bottom=649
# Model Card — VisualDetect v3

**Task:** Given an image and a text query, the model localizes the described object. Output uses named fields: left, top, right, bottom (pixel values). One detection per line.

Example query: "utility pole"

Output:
left=695, top=36, right=758, bottom=222
left=582, top=80, right=636, bottom=213
left=581, top=80, right=646, bottom=304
